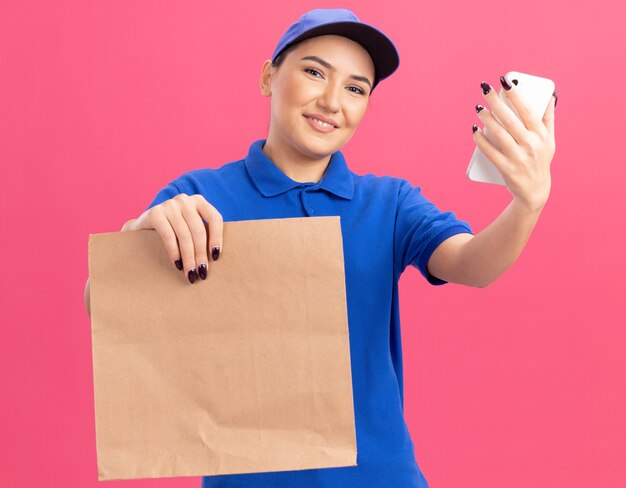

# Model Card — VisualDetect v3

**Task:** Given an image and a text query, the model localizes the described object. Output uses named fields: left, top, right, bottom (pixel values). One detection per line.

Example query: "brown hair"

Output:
left=271, top=43, right=298, bottom=68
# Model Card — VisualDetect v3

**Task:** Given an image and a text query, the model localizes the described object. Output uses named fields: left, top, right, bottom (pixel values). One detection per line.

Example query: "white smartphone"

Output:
left=466, top=71, right=555, bottom=185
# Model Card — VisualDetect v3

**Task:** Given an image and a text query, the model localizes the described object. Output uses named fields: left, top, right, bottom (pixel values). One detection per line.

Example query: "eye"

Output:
left=347, top=86, right=366, bottom=95
left=304, top=68, right=323, bottom=78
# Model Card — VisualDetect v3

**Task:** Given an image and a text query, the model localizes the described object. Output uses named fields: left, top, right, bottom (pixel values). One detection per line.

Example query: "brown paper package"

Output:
left=88, top=216, right=357, bottom=481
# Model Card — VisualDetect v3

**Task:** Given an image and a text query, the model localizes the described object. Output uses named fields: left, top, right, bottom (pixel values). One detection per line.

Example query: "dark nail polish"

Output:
left=472, top=124, right=479, bottom=134
left=212, top=246, right=221, bottom=261
left=481, top=81, right=491, bottom=95
left=175, top=259, right=183, bottom=271
left=475, top=104, right=484, bottom=113
left=198, top=264, right=207, bottom=280
left=553, top=91, right=558, bottom=107
left=500, top=75, right=512, bottom=91
left=188, top=269, right=196, bottom=284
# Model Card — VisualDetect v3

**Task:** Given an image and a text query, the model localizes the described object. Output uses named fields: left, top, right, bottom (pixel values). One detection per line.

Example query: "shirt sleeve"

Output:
left=394, top=178, right=473, bottom=285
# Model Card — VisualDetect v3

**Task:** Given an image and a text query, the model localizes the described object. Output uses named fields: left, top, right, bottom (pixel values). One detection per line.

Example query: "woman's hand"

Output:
left=472, top=75, right=557, bottom=212
left=127, top=194, right=224, bottom=284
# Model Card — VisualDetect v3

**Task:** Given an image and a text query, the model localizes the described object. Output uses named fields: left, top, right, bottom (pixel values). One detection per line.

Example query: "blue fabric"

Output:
left=270, top=8, right=400, bottom=89
left=145, top=139, right=473, bottom=488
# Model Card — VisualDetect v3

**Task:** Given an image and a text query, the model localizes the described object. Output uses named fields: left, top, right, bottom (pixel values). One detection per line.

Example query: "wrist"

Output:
left=511, top=195, right=547, bottom=215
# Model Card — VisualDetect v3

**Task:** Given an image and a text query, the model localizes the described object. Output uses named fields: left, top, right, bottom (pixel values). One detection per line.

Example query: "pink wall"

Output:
left=2, top=0, right=625, bottom=486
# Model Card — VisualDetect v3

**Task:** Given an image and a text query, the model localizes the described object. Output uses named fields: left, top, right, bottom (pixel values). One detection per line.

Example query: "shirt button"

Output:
left=309, top=208, right=315, bottom=214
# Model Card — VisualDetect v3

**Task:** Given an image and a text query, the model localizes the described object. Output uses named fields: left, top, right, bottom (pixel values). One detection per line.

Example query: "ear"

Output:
left=259, top=60, right=274, bottom=97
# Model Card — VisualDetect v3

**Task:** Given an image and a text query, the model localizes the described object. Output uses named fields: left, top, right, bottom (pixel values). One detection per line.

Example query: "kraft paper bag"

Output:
left=88, top=216, right=356, bottom=481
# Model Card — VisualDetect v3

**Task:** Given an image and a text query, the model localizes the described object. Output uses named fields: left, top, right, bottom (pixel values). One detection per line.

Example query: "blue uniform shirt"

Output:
left=145, top=139, right=473, bottom=488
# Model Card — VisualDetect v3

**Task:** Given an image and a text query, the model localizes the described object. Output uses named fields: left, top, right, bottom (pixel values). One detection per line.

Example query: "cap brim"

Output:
left=273, top=21, right=399, bottom=89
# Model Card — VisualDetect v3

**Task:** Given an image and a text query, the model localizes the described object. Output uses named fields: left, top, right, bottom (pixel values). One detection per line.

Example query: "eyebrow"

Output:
left=300, top=55, right=373, bottom=89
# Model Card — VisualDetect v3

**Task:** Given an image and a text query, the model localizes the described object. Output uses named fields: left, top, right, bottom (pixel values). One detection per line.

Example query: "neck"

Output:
left=262, top=133, right=331, bottom=183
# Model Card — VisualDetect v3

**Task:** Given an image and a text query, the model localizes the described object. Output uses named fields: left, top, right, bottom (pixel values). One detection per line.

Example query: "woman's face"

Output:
left=261, top=35, right=375, bottom=162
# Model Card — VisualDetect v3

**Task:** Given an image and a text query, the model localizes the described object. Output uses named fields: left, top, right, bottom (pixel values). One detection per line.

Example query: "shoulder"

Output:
left=352, top=170, right=420, bottom=198
left=167, top=158, right=248, bottom=194
left=146, top=156, right=252, bottom=210
left=349, top=169, right=440, bottom=219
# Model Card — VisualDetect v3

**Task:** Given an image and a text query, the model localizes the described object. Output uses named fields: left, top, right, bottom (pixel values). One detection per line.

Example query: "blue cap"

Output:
left=271, top=8, right=399, bottom=90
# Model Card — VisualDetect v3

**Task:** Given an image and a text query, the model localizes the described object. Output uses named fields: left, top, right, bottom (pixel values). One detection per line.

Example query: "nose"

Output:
left=317, top=80, right=341, bottom=113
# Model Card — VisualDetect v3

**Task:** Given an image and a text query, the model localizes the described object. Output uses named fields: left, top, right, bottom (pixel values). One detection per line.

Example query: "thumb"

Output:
left=543, top=91, right=557, bottom=137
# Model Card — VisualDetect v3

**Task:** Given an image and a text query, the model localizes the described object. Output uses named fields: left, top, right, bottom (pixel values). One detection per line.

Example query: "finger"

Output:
left=166, top=196, right=198, bottom=283
left=195, top=196, right=224, bottom=263
left=499, top=75, right=545, bottom=134
left=472, top=124, right=510, bottom=177
left=481, top=79, right=528, bottom=145
left=475, top=103, right=517, bottom=156
left=148, top=205, right=183, bottom=272
left=180, top=197, right=211, bottom=281
left=543, top=92, right=556, bottom=139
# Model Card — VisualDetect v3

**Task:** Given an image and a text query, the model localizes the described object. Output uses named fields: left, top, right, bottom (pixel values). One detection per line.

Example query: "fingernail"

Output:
left=198, top=264, right=207, bottom=280
left=188, top=269, right=196, bottom=284
left=553, top=91, right=558, bottom=107
left=475, top=104, right=484, bottom=113
left=175, top=259, right=183, bottom=271
left=212, top=246, right=221, bottom=261
left=500, top=75, right=512, bottom=91
left=472, top=124, right=479, bottom=134
left=481, top=81, right=491, bottom=95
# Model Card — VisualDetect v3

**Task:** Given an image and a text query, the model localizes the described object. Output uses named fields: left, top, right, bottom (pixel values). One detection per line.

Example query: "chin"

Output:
left=297, top=134, right=347, bottom=159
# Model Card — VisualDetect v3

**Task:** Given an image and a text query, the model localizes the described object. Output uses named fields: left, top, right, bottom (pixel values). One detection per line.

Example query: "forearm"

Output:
left=454, top=198, right=544, bottom=287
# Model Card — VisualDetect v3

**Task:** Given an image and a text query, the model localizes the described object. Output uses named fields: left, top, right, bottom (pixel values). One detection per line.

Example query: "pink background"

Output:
left=1, top=0, right=624, bottom=486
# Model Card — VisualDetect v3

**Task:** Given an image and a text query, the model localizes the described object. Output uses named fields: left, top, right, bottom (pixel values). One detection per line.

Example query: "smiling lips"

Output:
left=304, top=114, right=339, bottom=133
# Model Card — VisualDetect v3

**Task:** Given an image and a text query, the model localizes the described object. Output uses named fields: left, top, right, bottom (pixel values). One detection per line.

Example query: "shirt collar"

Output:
left=244, top=139, right=354, bottom=200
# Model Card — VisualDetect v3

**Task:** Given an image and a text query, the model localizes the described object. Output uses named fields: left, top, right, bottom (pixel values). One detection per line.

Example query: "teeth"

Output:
left=311, top=117, right=334, bottom=128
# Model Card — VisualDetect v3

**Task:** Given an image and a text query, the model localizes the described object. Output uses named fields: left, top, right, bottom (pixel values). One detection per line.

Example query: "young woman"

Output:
left=85, top=8, right=556, bottom=488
